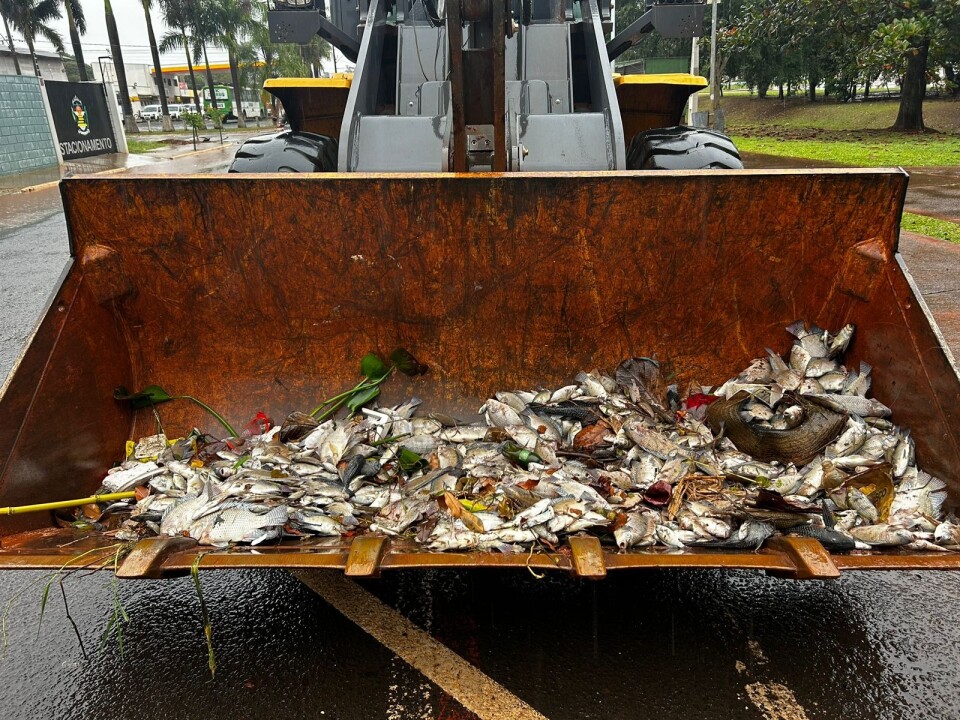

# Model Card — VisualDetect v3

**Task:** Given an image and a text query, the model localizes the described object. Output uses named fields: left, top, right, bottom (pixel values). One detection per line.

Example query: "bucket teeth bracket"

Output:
left=766, top=536, right=840, bottom=580
left=569, top=536, right=607, bottom=579
left=345, top=535, right=389, bottom=577
left=116, top=536, right=197, bottom=579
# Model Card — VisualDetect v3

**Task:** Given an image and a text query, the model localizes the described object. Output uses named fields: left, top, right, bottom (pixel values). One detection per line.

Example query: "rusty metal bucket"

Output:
left=2, top=168, right=959, bottom=579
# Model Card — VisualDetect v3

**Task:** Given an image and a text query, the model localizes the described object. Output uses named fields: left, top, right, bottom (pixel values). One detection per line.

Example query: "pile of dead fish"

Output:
left=105, top=321, right=958, bottom=553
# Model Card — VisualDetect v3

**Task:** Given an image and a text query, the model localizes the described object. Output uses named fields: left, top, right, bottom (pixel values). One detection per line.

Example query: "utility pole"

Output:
left=688, top=37, right=699, bottom=123
left=709, top=0, right=719, bottom=106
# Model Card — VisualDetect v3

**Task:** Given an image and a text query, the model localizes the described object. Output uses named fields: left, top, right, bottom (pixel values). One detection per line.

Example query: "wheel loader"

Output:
left=0, top=0, right=958, bottom=580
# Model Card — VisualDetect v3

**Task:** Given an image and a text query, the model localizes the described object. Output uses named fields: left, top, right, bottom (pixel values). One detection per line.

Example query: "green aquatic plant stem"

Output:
left=173, top=395, right=238, bottom=438
left=309, top=368, right=396, bottom=420
left=191, top=553, right=216, bottom=677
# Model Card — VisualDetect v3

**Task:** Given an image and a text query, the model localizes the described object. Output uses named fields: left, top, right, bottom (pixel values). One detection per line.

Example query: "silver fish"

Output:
left=805, top=394, right=891, bottom=418
left=848, top=524, right=913, bottom=547
left=614, top=513, right=657, bottom=549
left=198, top=505, right=288, bottom=547
left=102, top=461, right=166, bottom=493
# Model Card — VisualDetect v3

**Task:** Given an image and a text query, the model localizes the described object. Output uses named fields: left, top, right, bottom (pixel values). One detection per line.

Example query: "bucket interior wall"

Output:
left=2, top=169, right=958, bottom=544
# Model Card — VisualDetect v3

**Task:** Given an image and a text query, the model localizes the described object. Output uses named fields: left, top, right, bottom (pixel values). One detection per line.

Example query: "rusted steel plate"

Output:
left=2, top=169, right=960, bottom=573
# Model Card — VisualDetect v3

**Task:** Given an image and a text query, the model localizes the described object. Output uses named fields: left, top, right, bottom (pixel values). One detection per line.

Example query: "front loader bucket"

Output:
left=2, top=168, right=959, bottom=578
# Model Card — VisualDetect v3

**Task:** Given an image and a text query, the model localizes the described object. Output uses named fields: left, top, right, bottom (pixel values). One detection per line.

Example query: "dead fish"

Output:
left=655, top=523, right=686, bottom=548
left=891, top=471, right=948, bottom=520
left=624, top=421, right=685, bottom=460
left=934, top=522, right=960, bottom=546
left=827, top=418, right=867, bottom=458
left=692, top=521, right=775, bottom=550
left=848, top=524, right=913, bottom=547
left=804, top=394, right=891, bottom=419
left=290, top=508, right=344, bottom=536
left=817, top=370, right=847, bottom=392
left=891, top=431, right=914, bottom=478
left=790, top=523, right=856, bottom=552
left=614, top=513, right=657, bottom=549
left=842, top=362, right=872, bottom=397
left=805, top=358, right=840, bottom=379
left=102, top=461, right=166, bottom=493
left=786, top=321, right=828, bottom=358
left=766, top=349, right=802, bottom=390
left=198, top=505, right=288, bottom=547
left=828, top=324, right=855, bottom=358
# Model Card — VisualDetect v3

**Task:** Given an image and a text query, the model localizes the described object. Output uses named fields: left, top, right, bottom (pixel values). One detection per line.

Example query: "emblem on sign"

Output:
left=70, top=96, right=90, bottom=136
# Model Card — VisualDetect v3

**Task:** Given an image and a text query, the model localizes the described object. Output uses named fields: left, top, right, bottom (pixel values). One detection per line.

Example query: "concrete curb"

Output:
left=158, top=142, right=238, bottom=160
left=19, top=165, right=130, bottom=193
left=18, top=142, right=235, bottom=193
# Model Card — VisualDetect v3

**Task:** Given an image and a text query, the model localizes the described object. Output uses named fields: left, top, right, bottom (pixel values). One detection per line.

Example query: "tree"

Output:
left=104, top=0, right=138, bottom=133
left=141, top=0, right=173, bottom=130
left=211, top=0, right=253, bottom=126
left=3, top=0, right=64, bottom=77
left=160, top=0, right=202, bottom=111
left=63, top=0, right=86, bottom=80
left=865, top=0, right=960, bottom=130
left=189, top=0, right=222, bottom=114
left=0, top=0, right=22, bottom=75
left=62, top=52, right=94, bottom=81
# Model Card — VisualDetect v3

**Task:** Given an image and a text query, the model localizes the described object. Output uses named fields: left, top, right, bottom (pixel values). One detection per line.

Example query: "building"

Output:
left=0, top=47, right=67, bottom=80
left=92, top=60, right=158, bottom=116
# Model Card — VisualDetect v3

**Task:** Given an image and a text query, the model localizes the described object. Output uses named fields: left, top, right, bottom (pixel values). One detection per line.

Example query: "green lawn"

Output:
left=719, top=96, right=960, bottom=134
left=732, top=134, right=960, bottom=167
left=126, top=139, right=168, bottom=153
left=901, top=212, right=960, bottom=244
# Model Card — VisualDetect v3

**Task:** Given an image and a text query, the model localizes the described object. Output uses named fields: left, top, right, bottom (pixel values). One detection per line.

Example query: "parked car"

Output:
left=139, top=104, right=163, bottom=122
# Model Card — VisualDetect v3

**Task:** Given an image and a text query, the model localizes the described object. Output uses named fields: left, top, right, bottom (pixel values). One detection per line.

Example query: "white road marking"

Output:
left=294, top=571, right=550, bottom=720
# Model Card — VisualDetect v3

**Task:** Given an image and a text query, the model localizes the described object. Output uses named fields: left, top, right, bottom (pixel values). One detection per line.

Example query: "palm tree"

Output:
left=104, top=0, right=138, bottom=132
left=211, top=0, right=253, bottom=126
left=63, top=0, right=87, bottom=80
left=159, top=0, right=201, bottom=111
left=189, top=0, right=222, bottom=115
left=141, top=0, right=173, bottom=130
left=4, top=0, right=64, bottom=77
left=0, top=0, right=22, bottom=75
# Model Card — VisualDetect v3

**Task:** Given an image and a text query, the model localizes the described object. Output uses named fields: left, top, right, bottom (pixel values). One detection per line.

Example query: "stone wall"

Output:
left=0, top=74, right=59, bottom=175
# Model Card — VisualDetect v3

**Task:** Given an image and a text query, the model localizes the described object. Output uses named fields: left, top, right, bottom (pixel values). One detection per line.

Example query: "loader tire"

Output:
left=229, top=131, right=338, bottom=173
left=626, top=126, right=743, bottom=170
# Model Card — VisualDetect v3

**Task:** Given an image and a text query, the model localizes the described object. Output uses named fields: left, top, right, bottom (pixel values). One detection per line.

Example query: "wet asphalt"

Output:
left=1, top=161, right=960, bottom=720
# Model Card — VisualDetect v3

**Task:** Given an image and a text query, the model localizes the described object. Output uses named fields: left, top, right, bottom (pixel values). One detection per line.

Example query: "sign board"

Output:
left=44, top=81, right=118, bottom=160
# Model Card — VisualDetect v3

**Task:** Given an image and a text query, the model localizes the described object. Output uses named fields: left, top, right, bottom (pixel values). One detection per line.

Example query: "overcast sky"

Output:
left=14, top=0, right=231, bottom=67
left=4, top=0, right=351, bottom=74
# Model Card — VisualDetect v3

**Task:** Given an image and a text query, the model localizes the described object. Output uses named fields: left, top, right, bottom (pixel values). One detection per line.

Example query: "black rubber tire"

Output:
left=626, top=126, right=743, bottom=170
left=228, top=131, right=338, bottom=173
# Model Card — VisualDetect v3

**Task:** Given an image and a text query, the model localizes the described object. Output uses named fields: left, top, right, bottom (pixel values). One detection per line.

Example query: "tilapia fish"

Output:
left=105, top=321, right=952, bottom=555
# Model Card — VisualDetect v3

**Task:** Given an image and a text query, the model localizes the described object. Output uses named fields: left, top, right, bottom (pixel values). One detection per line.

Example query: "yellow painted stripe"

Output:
left=264, top=75, right=353, bottom=90
left=614, top=72, right=707, bottom=87
left=294, top=571, right=550, bottom=720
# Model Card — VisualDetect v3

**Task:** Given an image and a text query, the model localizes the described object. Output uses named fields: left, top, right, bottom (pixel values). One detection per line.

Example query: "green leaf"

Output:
left=113, top=385, right=174, bottom=409
left=360, top=353, right=390, bottom=381
left=398, top=447, right=427, bottom=473
left=346, top=385, right=381, bottom=414
left=389, top=348, right=428, bottom=377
